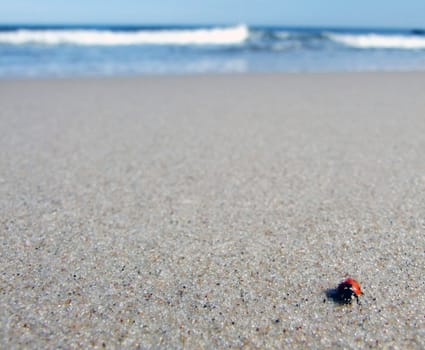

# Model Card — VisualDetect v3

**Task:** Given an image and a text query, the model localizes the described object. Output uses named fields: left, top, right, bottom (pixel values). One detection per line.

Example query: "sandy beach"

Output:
left=1, top=73, right=424, bottom=349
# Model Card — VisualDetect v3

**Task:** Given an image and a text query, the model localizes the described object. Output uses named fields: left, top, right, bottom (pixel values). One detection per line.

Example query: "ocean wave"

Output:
left=0, top=25, right=249, bottom=46
left=3, top=25, right=425, bottom=51
left=327, top=33, right=425, bottom=49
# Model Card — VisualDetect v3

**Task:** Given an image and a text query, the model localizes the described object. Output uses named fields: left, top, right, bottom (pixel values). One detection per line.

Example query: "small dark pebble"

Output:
left=275, top=319, right=280, bottom=323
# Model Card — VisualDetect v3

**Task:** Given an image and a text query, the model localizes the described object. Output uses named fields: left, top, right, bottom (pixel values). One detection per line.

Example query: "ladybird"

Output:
left=336, top=278, right=362, bottom=304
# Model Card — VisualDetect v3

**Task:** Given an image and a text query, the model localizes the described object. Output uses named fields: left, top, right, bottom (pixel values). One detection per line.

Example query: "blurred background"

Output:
left=0, top=0, right=424, bottom=77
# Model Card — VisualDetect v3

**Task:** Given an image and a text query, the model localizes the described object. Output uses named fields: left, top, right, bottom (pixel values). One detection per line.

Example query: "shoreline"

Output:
left=2, top=68, right=425, bottom=80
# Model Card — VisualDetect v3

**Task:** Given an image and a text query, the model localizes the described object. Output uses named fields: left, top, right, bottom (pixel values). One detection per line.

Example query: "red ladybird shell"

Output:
left=341, top=278, right=362, bottom=296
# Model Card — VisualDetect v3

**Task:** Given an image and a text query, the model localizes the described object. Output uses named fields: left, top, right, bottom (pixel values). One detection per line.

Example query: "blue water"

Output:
left=0, top=24, right=425, bottom=77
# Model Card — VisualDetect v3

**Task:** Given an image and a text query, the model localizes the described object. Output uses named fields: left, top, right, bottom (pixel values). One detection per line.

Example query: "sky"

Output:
left=1, top=0, right=425, bottom=29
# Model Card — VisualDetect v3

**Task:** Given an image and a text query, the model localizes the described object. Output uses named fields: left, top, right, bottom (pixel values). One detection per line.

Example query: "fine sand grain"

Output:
left=1, top=73, right=424, bottom=349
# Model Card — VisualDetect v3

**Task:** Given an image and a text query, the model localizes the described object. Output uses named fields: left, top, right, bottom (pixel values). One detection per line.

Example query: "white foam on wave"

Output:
left=0, top=25, right=249, bottom=46
left=328, top=33, right=425, bottom=49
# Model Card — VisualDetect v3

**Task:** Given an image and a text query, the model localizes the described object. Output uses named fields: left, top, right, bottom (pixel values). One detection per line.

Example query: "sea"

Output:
left=0, top=24, right=425, bottom=77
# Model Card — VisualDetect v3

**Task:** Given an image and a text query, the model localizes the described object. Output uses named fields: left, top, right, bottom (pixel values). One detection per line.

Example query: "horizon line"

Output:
left=0, top=21, right=423, bottom=31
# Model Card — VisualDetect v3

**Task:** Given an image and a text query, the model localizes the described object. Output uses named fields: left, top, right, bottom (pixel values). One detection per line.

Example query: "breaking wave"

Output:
left=0, top=25, right=249, bottom=46
left=1, top=25, right=425, bottom=51
left=327, top=33, right=425, bottom=49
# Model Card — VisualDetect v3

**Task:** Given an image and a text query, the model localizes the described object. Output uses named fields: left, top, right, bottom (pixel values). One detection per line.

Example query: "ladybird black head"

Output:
left=336, top=283, right=358, bottom=304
